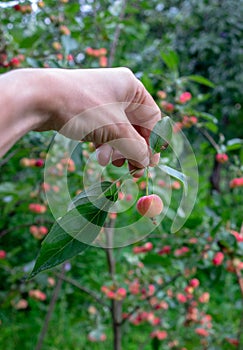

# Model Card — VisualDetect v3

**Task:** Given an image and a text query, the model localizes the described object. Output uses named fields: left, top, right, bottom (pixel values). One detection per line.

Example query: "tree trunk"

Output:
left=112, top=300, right=122, bottom=350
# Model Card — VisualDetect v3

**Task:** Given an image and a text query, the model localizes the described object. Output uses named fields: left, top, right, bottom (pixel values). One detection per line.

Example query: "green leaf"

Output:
left=150, top=117, right=172, bottom=153
left=143, top=254, right=165, bottom=266
left=161, top=50, right=179, bottom=72
left=203, top=122, right=218, bottom=133
left=64, top=3, right=80, bottom=15
left=70, top=181, right=118, bottom=208
left=30, top=182, right=117, bottom=278
left=226, top=138, right=243, bottom=151
left=186, top=75, right=215, bottom=88
left=218, top=231, right=237, bottom=251
left=26, top=57, right=42, bottom=68
left=141, top=73, right=155, bottom=94
left=20, top=33, right=41, bottom=49
left=195, top=112, right=218, bottom=124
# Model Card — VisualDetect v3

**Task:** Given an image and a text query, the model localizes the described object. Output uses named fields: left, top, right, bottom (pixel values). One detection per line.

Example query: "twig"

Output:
left=0, top=220, right=53, bottom=239
left=108, top=0, right=127, bottom=67
left=0, top=223, right=31, bottom=239
left=0, top=149, right=18, bottom=167
left=34, top=264, right=65, bottom=350
left=197, top=126, right=219, bottom=151
left=54, top=272, right=110, bottom=309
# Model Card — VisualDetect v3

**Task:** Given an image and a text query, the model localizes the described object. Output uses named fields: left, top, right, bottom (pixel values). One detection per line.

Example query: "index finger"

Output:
left=126, top=79, right=162, bottom=133
left=126, top=79, right=162, bottom=166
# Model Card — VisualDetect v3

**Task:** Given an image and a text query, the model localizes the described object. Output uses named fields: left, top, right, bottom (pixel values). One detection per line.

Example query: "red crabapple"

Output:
left=136, top=194, right=163, bottom=218
left=216, top=153, right=228, bottom=163
left=212, top=251, right=224, bottom=266
left=189, top=278, right=200, bottom=288
left=35, top=159, right=44, bottom=167
left=179, top=91, right=192, bottom=104
left=0, top=250, right=6, bottom=259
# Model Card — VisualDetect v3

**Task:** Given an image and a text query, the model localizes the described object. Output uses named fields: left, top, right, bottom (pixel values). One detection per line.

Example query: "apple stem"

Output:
left=146, top=167, right=149, bottom=196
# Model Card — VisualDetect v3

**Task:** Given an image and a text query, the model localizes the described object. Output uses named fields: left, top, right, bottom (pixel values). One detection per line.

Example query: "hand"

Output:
left=0, top=68, right=161, bottom=175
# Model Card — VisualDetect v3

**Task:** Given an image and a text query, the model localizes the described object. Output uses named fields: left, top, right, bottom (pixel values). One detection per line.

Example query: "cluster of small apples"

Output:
left=124, top=271, right=163, bottom=300
left=29, top=289, right=46, bottom=301
left=59, top=24, right=70, bottom=36
left=148, top=243, right=190, bottom=257
left=12, top=278, right=55, bottom=310
left=85, top=47, right=108, bottom=67
left=0, top=53, right=25, bottom=69
left=225, top=259, right=243, bottom=274
left=125, top=310, right=160, bottom=326
left=157, top=90, right=192, bottom=113
left=47, top=157, right=76, bottom=176
left=215, top=153, right=228, bottom=163
left=158, top=245, right=171, bottom=255
left=55, top=53, right=74, bottom=62
left=133, top=242, right=153, bottom=254
left=87, top=331, right=106, bottom=342
left=174, top=281, right=213, bottom=340
left=173, top=116, right=198, bottom=133
left=174, top=246, right=190, bottom=257
left=29, top=203, right=47, bottom=214
left=14, top=4, right=32, bottom=13
left=150, top=330, right=167, bottom=340
left=176, top=278, right=201, bottom=304
left=101, top=286, right=127, bottom=301
left=157, top=89, right=199, bottom=134
left=20, top=157, right=44, bottom=167
left=41, top=182, right=60, bottom=193
left=29, top=225, right=48, bottom=240
left=157, top=179, right=181, bottom=190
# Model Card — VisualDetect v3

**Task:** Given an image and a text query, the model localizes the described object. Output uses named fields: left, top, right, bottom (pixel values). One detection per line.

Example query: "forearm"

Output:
left=0, top=69, right=44, bottom=157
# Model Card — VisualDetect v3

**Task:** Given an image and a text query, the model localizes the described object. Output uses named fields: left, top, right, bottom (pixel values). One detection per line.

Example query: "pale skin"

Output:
left=0, top=67, right=161, bottom=175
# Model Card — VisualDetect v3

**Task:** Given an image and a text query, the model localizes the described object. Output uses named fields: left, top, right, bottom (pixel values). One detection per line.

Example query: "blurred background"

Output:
left=0, top=1, right=243, bottom=349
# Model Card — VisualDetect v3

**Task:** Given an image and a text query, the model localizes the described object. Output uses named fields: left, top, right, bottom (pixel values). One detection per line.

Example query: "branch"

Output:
left=0, top=220, right=53, bottom=239
left=54, top=272, right=110, bottom=310
left=197, top=126, right=219, bottom=151
left=0, top=223, right=31, bottom=239
left=108, top=0, right=127, bottom=67
left=0, top=149, right=18, bottom=167
left=35, top=264, right=65, bottom=350
left=104, top=222, right=123, bottom=350
left=105, top=220, right=116, bottom=278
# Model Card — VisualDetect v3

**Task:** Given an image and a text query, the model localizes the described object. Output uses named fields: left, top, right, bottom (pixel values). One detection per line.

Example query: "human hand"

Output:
left=0, top=68, right=161, bottom=175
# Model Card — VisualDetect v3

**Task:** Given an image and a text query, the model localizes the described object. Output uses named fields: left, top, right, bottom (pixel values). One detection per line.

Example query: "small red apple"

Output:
left=136, top=194, right=163, bottom=218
